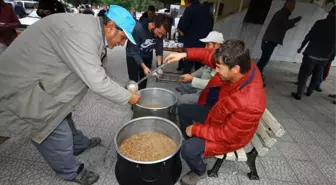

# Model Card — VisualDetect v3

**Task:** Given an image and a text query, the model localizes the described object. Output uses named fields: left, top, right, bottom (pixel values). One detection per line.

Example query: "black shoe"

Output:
left=305, top=92, right=312, bottom=96
left=291, top=92, right=301, bottom=100
left=333, top=100, right=336, bottom=104
left=328, top=94, right=336, bottom=98
left=315, top=87, right=323, bottom=92
left=73, top=164, right=99, bottom=185
left=74, top=137, right=102, bottom=156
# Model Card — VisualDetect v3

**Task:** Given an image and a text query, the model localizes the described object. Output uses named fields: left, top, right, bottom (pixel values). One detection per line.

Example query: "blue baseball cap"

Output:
left=105, top=5, right=136, bottom=44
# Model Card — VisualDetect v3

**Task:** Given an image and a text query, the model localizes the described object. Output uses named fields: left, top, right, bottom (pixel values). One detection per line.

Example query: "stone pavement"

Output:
left=0, top=47, right=335, bottom=185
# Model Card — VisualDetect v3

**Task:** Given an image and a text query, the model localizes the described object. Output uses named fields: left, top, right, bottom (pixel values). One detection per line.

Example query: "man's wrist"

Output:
left=140, top=63, right=147, bottom=69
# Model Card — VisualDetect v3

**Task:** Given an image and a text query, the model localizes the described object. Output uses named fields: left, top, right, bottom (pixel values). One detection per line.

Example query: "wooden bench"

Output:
left=207, top=109, right=286, bottom=180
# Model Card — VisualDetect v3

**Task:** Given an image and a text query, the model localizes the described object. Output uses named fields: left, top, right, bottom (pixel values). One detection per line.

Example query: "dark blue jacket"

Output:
left=300, top=16, right=335, bottom=59
left=126, top=19, right=163, bottom=65
left=177, top=2, right=213, bottom=48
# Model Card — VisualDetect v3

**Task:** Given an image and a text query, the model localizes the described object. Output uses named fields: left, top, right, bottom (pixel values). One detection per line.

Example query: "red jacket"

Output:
left=186, top=48, right=267, bottom=157
left=0, top=3, right=21, bottom=46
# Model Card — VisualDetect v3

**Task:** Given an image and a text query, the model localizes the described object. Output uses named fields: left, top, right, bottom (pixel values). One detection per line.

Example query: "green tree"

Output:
left=102, top=0, right=164, bottom=11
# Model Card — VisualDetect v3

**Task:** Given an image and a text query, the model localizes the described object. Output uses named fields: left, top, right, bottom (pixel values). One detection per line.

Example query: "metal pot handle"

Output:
left=169, top=104, right=177, bottom=116
left=136, top=162, right=166, bottom=182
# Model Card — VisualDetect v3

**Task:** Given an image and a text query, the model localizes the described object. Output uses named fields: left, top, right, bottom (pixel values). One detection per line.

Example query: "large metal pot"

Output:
left=114, top=116, right=183, bottom=185
left=132, top=88, right=178, bottom=122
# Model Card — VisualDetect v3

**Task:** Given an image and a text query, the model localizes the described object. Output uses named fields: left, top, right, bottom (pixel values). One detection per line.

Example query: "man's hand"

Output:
left=164, top=53, right=187, bottom=64
left=141, top=63, right=151, bottom=75
left=128, top=93, right=140, bottom=104
left=186, top=125, right=193, bottom=137
left=180, top=74, right=193, bottom=83
left=143, top=66, right=151, bottom=75
left=177, top=28, right=184, bottom=36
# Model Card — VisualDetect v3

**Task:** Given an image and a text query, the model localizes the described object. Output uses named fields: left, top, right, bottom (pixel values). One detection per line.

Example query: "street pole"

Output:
left=239, top=0, right=244, bottom=12
left=214, top=0, right=220, bottom=23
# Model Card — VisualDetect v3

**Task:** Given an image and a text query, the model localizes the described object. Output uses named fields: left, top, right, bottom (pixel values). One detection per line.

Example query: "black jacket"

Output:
left=37, top=0, right=65, bottom=18
left=263, top=7, right=301, bottom=45
left=177, top=2, right=213, bottom=48
left=300, top=16, right=335, bottom=60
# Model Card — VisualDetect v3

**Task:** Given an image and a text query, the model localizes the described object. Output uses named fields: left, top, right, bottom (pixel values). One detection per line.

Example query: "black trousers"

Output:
left=183, top=60, right=204, bottom=74
left=296, top=55, right=329, bottom=95
left=257, top=40, right=277, bottom=74
left=126, top=56, right=153, bottom=90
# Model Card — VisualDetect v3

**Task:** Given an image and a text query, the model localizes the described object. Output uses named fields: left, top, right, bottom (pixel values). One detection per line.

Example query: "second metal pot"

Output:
left=132, top=88, right=178, bottom=122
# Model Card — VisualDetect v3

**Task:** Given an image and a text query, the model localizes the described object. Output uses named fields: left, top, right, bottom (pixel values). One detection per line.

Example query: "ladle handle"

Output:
left=137, top=62, right=169, bottom=85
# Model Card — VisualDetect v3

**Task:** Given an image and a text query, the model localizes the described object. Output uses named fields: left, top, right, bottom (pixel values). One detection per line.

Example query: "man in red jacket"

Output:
left=165, top=40, right=266, bottom=185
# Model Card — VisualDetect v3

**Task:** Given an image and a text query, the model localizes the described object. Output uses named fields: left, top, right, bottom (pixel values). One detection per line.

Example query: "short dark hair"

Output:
left=148, top=5, right=155, bottom=12
left=212, top=40, right=251, bottom=74
left=153, top=13, right=173, bottom=31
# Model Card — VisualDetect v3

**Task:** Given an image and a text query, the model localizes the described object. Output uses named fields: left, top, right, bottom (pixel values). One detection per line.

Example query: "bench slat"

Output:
left=256, top=121, right=278, bottom=148
left=236, top=148, right=247, bottom=161
left=262, top=109, right=286, bottom=138
left=251, top=134, right=269, bottom=157
left=215, top=151, right=236, bottom=161
left=226, top=152, right=236, bottom=161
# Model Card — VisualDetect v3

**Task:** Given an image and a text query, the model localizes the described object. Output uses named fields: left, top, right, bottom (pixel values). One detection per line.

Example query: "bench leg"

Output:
left=246, top=147, right=259, bottom=180
left=207, top=155, right=225, bottom=178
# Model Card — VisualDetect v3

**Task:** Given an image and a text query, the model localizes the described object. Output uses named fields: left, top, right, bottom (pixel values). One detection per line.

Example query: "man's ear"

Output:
left=232, top=65, right=241, bottom=74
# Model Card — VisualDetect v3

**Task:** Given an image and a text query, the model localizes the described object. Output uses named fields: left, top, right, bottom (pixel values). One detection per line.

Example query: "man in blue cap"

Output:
left=0, top=5, right=139, bottom=185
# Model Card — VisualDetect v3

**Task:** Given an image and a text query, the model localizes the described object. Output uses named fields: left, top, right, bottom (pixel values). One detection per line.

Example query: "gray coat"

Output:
left=263, top=7, right=301, bottom=45
left=0, top=14, right=132, bottom=144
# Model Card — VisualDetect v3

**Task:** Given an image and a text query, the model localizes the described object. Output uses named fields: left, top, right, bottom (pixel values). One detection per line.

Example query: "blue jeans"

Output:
left=316, top=67, right=324, bottom=88
left=178, top=104, right=211, bottom=175
left=32, top=114, right=89, bottom=180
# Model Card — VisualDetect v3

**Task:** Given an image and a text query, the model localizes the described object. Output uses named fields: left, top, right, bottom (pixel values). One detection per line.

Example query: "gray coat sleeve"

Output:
left=56, top=30, right=132, bottom=105
left=191, top=66, right=204, bottom=78
left=126, top=28, right=144, bottom=65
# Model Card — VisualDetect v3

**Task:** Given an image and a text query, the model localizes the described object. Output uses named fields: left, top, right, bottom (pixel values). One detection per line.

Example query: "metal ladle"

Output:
left=125, top=63, right=169, bottom=93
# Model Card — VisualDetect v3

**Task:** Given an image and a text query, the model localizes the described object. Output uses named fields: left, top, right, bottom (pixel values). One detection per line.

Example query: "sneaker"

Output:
left=315, top=87, right=323, bottom=92
left=74, top=137, right=102, bottom=156
left=73, top=164, right=99, bottom=185
left=180, top=171, right=206, bottom=185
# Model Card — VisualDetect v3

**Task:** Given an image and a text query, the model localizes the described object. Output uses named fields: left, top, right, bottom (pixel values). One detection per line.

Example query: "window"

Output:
left=24, top=2, right=38, bottom=9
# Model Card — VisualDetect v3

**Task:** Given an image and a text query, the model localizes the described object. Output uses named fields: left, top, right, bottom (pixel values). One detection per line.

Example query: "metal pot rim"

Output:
left=114, top=116, right=183, bottom=165
left=135, top=88, right=178, bottom=110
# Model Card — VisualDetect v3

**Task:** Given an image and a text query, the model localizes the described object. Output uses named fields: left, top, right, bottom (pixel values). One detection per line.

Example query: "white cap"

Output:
left=200, top=31, right=224, bottom=44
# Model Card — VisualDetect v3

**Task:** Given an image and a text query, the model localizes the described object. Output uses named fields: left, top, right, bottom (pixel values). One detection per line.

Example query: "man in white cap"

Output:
left=177, top=31, right=224, bottom=104
left=0, top=5, right=139, bottom=185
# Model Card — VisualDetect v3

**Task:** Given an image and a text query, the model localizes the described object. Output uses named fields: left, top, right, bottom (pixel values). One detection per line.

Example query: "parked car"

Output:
left=19, top=10, right=40, bottom=29
left=15, top=0, right=38, bottom=14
